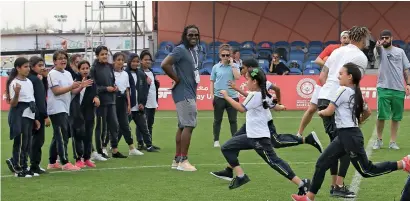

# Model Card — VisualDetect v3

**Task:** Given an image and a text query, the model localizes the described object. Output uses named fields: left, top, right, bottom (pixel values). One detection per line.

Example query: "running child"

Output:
left=291, top=63, right=410, bottom=201
left=6, top=57, right=41, bottom=177
left=216, top=67, right=311, bottom=192
left=112, top=52, right=143, bottom=156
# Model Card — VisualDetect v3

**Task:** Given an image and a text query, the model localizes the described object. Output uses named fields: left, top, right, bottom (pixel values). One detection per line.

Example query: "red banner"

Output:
left=1, top=75, right=410, bottom=111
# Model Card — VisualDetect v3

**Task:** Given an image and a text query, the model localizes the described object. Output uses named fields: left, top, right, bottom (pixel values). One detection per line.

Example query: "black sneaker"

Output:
left=229, top=174, right=250, bottom=190
left=14, top=170, right=32, bottom=178
left=6, top=158, right=16, bottom=173
left=305, top=131, right=323, bottom=153
left=152, top=145, right=161, bottom=150
left=112, top=152, right=127, bottom=158
left=146, top=146, right=159, bottom=152
left=332, top=185, right=356, bottom=198
left=210, top=167, right=234, bottom=181
left=297, top=179, right=311, bottom=195
left=25, top=169, right=40, bottom=177
left=330, top=185, right=334, bottom=194
left=30, top=166, right=48, bottom=174
left=137, top=144, right=146, bottom=151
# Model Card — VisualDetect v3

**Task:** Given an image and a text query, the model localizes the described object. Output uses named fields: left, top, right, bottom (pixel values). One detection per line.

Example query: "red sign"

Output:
left=1, top=75, right=409, bottom=111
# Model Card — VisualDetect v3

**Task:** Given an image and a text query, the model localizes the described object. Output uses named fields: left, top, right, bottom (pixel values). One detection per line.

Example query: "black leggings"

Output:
left=318, top=99, right=350, bottom=178
left=12, top=117, right=33, bottom=171
left=235, top=120, right=303, bottom=148
left=116, top=96, right=134, bottom=146
left=49, top=113, right=70, bottom=165
left=95, top=104, right=119, bottom=153
left=71, top=119, right=94, bottom=161
left=213, top=96, right=238, bottom=141
left=309, top=127, right=398, bottom=194
left=221, top=134, right=296, bottom=180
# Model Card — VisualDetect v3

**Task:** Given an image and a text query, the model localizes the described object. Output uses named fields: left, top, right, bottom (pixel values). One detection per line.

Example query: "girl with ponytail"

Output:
left=292, top=63, right=410, bottom=201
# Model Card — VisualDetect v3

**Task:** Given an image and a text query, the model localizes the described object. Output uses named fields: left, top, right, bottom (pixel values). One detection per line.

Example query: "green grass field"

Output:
left=1, top=111, right=409, bottom=201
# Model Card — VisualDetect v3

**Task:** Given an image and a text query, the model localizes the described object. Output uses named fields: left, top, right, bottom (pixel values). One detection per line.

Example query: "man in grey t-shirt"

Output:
left=373, top=30, right=410, bottom=150
left=161, top=25, right=200, bottom=172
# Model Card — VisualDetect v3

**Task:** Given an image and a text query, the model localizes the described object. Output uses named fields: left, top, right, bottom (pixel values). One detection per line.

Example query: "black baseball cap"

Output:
left=380, top=30, right=392, bottom=38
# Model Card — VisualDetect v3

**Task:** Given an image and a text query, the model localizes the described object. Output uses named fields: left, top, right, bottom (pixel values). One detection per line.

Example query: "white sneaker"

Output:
left=372, top=139, right=383, bottom=150
left=56, top=155, right=60, bottom=163
left=214, top=141, right=220, bottom=148
left=129, top=149, right=144, bottom=156
left=389, top=142, right=400, bottom=150
left=171, top=160, right=178, bottom=169
left=90, top=151, right=107, bottom=161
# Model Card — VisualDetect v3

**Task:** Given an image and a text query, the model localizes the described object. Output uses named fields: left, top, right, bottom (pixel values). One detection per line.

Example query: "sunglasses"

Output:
left=187, top=33, right=199, bottom=37
left=221, top=54, right=230, bottom=57
left=381, top=36, right=390, bottom=40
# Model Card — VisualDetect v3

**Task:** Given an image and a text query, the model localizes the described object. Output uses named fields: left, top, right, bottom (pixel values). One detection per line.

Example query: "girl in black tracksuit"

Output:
left=6, top=57, right=40, bottom=178
left=138, top=50, right=160, bottom=144
left=69, top=60, right=99, bottom=168
left=125, top=53, right=159, bottom=152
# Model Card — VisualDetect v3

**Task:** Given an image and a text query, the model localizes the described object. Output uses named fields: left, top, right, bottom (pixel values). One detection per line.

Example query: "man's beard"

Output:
left=383, top=42, right=392, bottom=48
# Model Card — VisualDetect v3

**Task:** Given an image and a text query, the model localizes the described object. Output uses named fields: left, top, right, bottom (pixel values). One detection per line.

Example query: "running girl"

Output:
left=6, top=57, right=41, bottom=177
left=291, top=63, right=410, bottom=201
left=217, top=67, right=311, bottom=192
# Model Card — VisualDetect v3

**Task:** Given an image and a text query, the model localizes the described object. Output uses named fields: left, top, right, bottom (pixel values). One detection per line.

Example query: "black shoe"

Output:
left=101, top=153, right=111, bottom=159
left=112, top=152, right=127, bottom=158
left=146, top=146, right=159, bottom=152
left=330, top=185, right=334, bottom=194
left=332, top=185, right=356, bottom=198
left=152, top=145, right=161, bottom=150
left=25, top=169, right=40, bottom=177
left=30, top=166, right=48, bottom=174
left=14, top=170, right=32, bottom=178
left=6, top=158, right=16, bottom=173
left=229, top=174, right=250, bottom=189
left=305, top=131, right=323, bottom=153
left=297, top=179, right=311, bottom=195
left=210, top=167, right=234, bottom=181
left=137, top=144, right=146, bottom=151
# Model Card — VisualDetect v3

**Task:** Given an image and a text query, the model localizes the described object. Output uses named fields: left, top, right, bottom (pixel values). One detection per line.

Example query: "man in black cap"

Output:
left=373, top=29, right=410, bottom=150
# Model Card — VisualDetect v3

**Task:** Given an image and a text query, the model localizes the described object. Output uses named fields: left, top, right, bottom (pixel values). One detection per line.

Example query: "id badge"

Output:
left=194, top=70, right=200, bottom=83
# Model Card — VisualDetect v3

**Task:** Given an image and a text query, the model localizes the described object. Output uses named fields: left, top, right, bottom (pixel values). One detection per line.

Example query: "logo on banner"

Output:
left=296, top=78, right=315, bottom=99
left=158, top=88, right=172, bottom=99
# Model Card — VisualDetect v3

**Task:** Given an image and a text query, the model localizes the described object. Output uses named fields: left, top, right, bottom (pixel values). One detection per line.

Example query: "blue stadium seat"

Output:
left=288, top=68, right=302, bottom=75
left=257, top=49, right=272, bottom=60
left=241, top=41, right=256, bottom=50
left=199, top=41, right=208, bottom=53
left=159, top=41, right=175, bottom=53
left=274, top=41, right=290, bottom=48
left=258, top=59, right=270, bottom=72
left=151, top=62, right=164, bottom=75
left=303, top=68, right=320, bottom=75
left=257, top=41, right=274, bottom=50
left=325, top=41, right=338, bottom=46
left=209, top=41, right=222, bottom=51
left=308, top=41, right=323, bottom=48
left=393, top=40, right=406, bottom=49
left=287, top=60, right=303, bottom=70
left=308, top=46, right=322, bottom=54
left=227, top=41, right=241, bottom=50
left=240, top=54, right=255, bottom=61
left=291, top=41, right=307, bottom=48
left=307, top=54, right=319, bottom=61
left=200, top=62, right=214, bottom=75
left=304, top=61, right=321, bottom=70
left=155, top=50, right=169, bottom=60
left=289, top=50, right=305, bottom=61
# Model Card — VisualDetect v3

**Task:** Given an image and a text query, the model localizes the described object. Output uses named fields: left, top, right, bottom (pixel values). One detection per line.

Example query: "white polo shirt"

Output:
left=145, top=71, right=158, bottom=109
left=47, top=69, right=74, bottom=115
left=330, top=86, right=369, bottom=128
left=319, top=44, right=368, bottom=100
left=242, top=91, right=270, bottom=138
left=9, top=78, right=36, bottom=119
left=114, top=71, right=130, bottom=94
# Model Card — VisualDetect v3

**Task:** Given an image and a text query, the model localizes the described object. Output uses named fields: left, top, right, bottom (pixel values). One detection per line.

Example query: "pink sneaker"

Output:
left=403, top=155, right=410, bottom=173
left=47, top=163, right=62, bottom=170
left=62, top=163, right=81, bottom=171
left=84, top=160, right=96, bottom=168
left=291, top=194, right=310, bottom=201
left=75, top=161, right=85, bottom=168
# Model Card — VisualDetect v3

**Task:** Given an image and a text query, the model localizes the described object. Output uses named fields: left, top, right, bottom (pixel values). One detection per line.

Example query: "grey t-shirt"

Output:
left=375, top=46, right=410, bottom=91
left=169, top=44, right=198, bottom=103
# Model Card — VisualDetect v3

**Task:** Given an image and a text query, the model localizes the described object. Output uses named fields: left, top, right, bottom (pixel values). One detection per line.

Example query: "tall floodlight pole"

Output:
left=54, top=14, right=68, bottom=32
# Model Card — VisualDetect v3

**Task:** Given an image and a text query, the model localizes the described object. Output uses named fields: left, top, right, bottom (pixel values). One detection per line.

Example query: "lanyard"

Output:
left=189, top=49, right=199, bottom=70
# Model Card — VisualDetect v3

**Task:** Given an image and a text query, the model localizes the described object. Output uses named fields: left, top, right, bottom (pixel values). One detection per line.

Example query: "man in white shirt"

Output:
left=316, top=26, right=370, bottom=198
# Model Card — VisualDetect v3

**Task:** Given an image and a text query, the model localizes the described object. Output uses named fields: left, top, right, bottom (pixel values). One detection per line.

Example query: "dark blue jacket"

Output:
left=27, top=71, right=47, bottom=120
left=125, top=53, right=149, bottom=108
left=9, top=102, right=37, bottom=140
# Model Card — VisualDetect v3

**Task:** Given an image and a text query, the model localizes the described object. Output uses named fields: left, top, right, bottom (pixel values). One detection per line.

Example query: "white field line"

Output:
left=344, top=126, right=378, bottom=201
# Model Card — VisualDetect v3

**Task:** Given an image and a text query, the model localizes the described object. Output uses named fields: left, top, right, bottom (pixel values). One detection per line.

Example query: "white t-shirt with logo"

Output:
left=242, top=91, right=270, bottom=138
left=9, top=78, right=36, bottom=119
left=144, top=71, right=158, bottom=109
left=114, top=71, right=130, bottom=94
left=319, top=44, right=368, bottom=100
left=47, top=69, right=74, bottom=115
